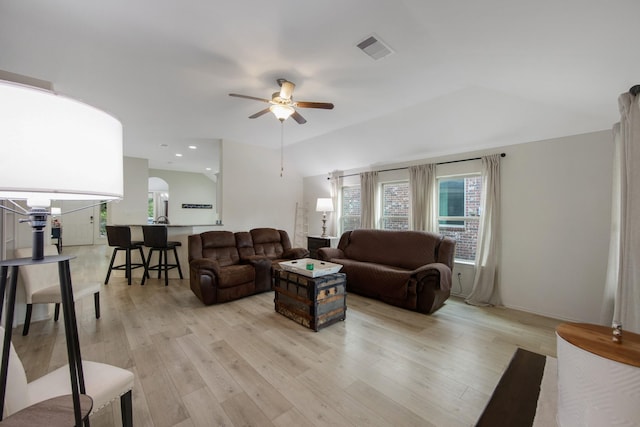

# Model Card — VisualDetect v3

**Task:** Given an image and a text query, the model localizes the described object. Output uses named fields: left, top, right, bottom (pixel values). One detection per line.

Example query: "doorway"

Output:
left=57, top=201, right=100, bottom=246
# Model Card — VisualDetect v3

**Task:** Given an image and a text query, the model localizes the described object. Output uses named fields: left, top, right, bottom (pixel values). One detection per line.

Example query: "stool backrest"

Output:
left=14, top=245, right=60, bottom=304
left=106, top=226, right=133, bottom=247
left=143, top=225, right=168, bottom=248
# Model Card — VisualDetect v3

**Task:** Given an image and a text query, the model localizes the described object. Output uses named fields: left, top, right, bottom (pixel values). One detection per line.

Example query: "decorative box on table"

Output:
left=274, top=260, right=346, bottom=331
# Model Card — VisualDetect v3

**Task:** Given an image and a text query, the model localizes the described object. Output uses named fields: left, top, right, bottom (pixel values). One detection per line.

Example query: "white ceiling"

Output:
left=1, top=0, right=638, bottom=178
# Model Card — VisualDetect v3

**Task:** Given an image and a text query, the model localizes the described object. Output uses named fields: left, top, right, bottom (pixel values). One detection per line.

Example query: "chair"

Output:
left=51, top=227, right=62, bottom=253
left=141, top=225, right=183, bottom=286
left=0, top=326, right=134, bottom=426
left=188, top=231, right=265, bottom=305
left=14, top=245, right=101, bottom=336
left=104, top=225, right=147, bottom=286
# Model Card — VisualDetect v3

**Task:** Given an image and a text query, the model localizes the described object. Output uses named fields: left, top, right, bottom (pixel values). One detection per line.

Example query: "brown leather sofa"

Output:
left=188, top=228, right=309, bottom=305
left=317, top=229, right=455, bottom=314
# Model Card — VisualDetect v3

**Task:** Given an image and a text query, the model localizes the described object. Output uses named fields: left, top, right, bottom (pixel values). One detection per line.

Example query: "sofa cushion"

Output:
left=334, top=259, right=412, bottom=300
left=250, top=228, right=286, bottom=259
left=216, top=264, right=255, bottom=288
left=342, top=229, right=440, bottom=270
left=198, top=231, right=240, bottom=267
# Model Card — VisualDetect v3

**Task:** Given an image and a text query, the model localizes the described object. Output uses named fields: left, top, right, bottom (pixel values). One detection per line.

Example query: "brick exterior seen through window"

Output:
left=382, top=182, right=409, bottom=230
left=438, top=176, right=482, bottom=261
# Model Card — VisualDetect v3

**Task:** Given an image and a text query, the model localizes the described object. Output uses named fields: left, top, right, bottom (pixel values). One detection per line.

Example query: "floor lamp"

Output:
left=316, top=198, right=334, bottom=238
left=0, top=79, right=124, bottom=424
left=0, top=79, right=123, bottom=259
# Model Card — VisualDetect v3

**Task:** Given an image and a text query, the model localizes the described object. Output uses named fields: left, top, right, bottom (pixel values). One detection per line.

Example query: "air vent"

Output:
left=357, top=35, right=394, bottom=60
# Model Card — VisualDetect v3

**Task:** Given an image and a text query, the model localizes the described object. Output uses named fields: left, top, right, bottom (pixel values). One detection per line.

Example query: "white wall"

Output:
left=109, top=156, right=148, bottom=225
left=148, top=169, right=217, bottom=225
left=302, top=130, right=614, bottom=323
left=220, top=139, right=303, bottom=238
left=500, top=130, right=612, bottom=322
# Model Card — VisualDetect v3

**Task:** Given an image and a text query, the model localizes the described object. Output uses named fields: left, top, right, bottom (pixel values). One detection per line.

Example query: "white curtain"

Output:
left=409, top=164, right=437, bottom=232
left=360, top=171, right=378, bottom=229
left=466, top=154, right=501, bottom=306
left=601, top=92, right=640, bottom=333
left=329, top=170, right=343, bottom=237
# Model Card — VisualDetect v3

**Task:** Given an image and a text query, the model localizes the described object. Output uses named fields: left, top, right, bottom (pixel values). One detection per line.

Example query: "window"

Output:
left=99, top=202, right=107, bottom=237
left=341, top=185, right=361, bottom=232
left=438, top=175, right=482, bottom=261
left=381, top=181, right=409, bottom=230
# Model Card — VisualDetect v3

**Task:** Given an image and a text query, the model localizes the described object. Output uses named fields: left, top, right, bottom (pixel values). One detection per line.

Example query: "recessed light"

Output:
left=188, top=145, right=197, bottom=150
left=175, top=153, right=183, bottom=157
left=205, top=167, right=211, bottom=171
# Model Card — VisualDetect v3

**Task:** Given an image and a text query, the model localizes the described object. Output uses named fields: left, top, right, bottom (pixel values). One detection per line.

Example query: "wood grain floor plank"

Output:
left=175, top=333, right=243, bottom=403
left=209, top=339, right=293, bottom=421
left=344, top=379, right=433, bottom=427
left=220, top=392, right=275, bottom=427
left=181, top=387, right=234, bottom=427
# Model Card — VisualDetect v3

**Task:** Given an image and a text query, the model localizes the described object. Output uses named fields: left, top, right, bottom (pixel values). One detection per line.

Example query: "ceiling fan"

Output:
left=229, top=78, right=334, bottom=124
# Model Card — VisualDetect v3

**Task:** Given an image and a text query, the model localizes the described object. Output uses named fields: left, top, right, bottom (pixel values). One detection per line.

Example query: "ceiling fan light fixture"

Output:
left=270, top=104, right=295, bottom=121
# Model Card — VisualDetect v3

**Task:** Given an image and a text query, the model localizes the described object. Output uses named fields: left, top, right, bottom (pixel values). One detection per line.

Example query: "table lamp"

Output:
left=0, top=80, right=123, bottom=260
left=315, top=198, right=334, bottom=238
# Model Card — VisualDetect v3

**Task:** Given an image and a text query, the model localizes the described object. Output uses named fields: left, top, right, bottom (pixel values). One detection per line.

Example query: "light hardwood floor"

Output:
left=10, top=245, right=561, bottom=427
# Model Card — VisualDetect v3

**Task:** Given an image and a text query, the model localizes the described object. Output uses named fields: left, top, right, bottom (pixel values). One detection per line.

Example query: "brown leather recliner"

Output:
left=188, top=228, right=308, bottom=305
left=237, top=228, right=309, bottom=267
left=188, top=231, right=271, bottom=305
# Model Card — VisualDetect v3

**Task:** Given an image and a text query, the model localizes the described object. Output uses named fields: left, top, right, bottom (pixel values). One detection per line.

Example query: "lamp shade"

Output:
left=316, top=198, right=334, bottom=212
left=269, top=104, right=295, bottom=121
left=0, top=80, right=123, bottom=201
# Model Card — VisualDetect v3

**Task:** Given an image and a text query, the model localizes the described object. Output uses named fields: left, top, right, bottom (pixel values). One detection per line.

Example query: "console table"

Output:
left=0, top=256, right=87, bottom=426
left=556, top=322, right=640, bottom=427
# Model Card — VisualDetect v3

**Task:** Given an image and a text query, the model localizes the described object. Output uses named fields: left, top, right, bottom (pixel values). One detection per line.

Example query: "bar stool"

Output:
left=141, top=225, right=183, bottom=286
left=104, top=225, right=148, bottom=286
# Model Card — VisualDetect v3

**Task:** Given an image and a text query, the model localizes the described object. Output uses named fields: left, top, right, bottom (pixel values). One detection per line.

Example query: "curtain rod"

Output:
left=330, top=152, right=506, bottom=180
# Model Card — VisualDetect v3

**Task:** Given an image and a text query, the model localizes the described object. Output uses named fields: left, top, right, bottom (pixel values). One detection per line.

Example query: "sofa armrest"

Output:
left=317, top=247, right=344, bottom=261
left=281, top=247, right=310, bottom=259
left=188, top=258, right=223, bottom=305
left=412, top=262, right=452, bottom=291
left=411, top=262, right=453, bottom=315
left=241, top=255, right=273, bottom=292
left=189, top=258, right=221, bottom=275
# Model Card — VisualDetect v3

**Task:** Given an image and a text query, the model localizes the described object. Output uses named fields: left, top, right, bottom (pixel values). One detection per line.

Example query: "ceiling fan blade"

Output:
left=279, top=80, right=295, bottom=101
left=295, top=101, right=334, bottom=110
left=249, top=108, right=271, bottom=119
left=291, top=111, right=307, bottom=124
left=229, top=93, right=271, bottom=103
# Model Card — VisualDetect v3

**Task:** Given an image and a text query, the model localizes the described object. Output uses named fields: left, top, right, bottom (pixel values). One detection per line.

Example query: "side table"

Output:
left=307, top=236, right=338, bottom=259
left=0, top=256, right=86, bottom=426
left=556, top=322, right=640, bottom=427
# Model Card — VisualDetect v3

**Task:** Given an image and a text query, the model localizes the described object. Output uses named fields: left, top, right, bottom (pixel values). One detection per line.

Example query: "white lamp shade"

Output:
left=316, top=198, right=334, bottom=212
left=0, top=80, right=123, bottom=201
left=269, top=104, right=295, bottom=121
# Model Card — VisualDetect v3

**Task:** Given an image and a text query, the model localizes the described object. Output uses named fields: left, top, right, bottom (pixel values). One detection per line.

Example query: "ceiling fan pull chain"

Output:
left=280, top=120, right=284, bottom=177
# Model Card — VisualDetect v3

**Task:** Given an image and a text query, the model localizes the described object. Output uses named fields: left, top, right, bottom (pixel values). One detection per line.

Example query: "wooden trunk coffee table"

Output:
left=274, top=269, right=346, bottom=332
